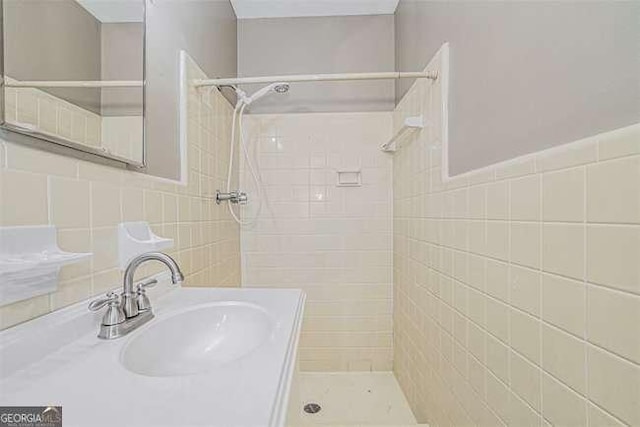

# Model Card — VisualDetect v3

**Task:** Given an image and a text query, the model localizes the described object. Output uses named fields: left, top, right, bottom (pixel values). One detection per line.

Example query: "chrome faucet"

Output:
left=89, top=252, right=184, bottom=339
left=122, top=252, right=184, bottom=318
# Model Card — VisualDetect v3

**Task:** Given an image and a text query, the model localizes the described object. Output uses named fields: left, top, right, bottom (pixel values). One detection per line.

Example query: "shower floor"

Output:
left=286, top=372, right=426, bottom=427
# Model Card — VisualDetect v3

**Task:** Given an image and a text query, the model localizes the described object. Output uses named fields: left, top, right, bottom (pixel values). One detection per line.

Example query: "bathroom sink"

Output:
left=2, top=286, right=304, bottom=426
left=121, top=301, right=273, bottom=377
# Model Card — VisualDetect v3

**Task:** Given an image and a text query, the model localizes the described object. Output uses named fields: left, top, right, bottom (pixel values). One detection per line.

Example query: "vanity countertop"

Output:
left=0, top=282, right=305, bottom=427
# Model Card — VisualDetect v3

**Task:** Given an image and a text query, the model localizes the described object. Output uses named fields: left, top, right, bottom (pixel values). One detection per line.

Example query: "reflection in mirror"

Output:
left=1, top=0, right=145, bottom=165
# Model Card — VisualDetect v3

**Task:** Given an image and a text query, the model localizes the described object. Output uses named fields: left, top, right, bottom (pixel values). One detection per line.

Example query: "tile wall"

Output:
left=392, top=48, right=640, bottom=426
left=101, top=116, right=144, bottom=162
left=0, top=55, right=240, bottom=330
left=4, top=77, right=143, bottom=163
left=241, top=112, right=394, bottom=371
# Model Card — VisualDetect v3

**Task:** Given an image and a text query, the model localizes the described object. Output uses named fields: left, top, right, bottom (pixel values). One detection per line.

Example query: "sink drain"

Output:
left=303, top=403, right=322, bottom=414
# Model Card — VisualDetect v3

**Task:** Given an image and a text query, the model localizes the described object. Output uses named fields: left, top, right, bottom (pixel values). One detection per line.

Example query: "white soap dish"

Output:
left=118, top=222, right=174, bottom=269
left=0, top=226, right=92, bottom=306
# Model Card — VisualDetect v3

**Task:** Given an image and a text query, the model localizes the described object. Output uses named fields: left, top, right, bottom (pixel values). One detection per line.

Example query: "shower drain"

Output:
left=303, top=403, right=322, bottom=414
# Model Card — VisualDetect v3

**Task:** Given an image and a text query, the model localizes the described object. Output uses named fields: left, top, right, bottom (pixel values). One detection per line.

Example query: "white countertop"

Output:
left=0, top=283, right=305, bottom=427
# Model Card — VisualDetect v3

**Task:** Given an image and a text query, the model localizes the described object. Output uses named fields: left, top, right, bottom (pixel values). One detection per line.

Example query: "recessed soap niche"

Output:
left=0, top=226, right=92, bottom=306
left=336, top=170, right=362, bottom=187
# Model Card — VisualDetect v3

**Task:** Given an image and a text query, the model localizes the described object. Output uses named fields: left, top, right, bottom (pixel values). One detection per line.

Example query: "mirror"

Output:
left=0, top=0, right=145, bottom=166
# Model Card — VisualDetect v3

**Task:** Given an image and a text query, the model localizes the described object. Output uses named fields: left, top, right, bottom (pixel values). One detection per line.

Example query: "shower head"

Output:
left=245, top=82, right=290, bottom=105
left=273, top=83, right=290, bottom=94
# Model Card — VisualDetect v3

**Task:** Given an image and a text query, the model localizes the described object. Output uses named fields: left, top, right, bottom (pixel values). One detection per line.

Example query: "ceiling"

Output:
left=75, top=0, right=144, bottom=23
left=230, top=0, right=400, bottom=19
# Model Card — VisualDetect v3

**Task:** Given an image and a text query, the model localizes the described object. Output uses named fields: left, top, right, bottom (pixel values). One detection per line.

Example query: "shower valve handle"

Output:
left=237, top=192, right=248, bottom=205
left=216, top=190, right=248, bottom=205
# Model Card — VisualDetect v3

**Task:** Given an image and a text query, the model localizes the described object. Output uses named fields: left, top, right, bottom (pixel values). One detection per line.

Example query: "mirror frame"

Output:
left=0, top=0, right=146, bottom=168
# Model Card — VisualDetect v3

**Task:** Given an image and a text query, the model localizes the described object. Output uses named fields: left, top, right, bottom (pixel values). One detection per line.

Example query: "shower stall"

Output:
left=190, top=47, right=444, bottom=426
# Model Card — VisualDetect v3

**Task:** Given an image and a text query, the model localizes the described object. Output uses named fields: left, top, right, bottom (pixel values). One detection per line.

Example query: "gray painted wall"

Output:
left=237, top=15, right=395, bottom=114
left=395, top=0, right=640, bottom=175
left=101, top=23, right=143, bottom=116
left=3, top=0, right=102, bottom=113
left=145, top=0, right=237, bottom=179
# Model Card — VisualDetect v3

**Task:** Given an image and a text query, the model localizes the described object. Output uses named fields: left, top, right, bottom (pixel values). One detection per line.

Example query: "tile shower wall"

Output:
left=0, top=55, right=240, bottom=330
left=393, top=50, right=640, bottom=426
left=241, top=112, right=394, bottom=371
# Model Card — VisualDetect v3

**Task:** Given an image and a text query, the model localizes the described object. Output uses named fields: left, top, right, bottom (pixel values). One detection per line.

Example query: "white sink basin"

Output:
left=121, top=301, right=273, bottom=377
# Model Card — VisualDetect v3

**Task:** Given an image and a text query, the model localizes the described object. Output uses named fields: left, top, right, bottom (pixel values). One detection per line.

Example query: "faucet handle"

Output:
left=136, top=278, right=158, bottom=291
left=135, top=278, right=157, bottom=312
left=88, top=291, right=120, bottom=311
left=88, top=292, right=125, bottom=326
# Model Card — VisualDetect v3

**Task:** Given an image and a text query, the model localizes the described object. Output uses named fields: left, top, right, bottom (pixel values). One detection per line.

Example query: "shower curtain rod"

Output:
left=3, top=80, right=143, bottom=88
left=193, top=71, right=437, bottom=87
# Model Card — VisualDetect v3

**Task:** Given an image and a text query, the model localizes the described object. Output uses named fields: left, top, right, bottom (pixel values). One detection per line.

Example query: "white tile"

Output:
left=586, top=225, right=640, bottom=294
left=91, top=183, right=121, bottom=227
left=486, top=221, right=509, bottom=261
left=486, top=181, right=509, bottom=220
left=542, top=224, right=584, bottom=280
left=510, top=351, right=541, bottom=411
left=587, top=285, right=640, bottom=364
left=587, top=156, right=640, bottom=224
left=0, top=169, right=48, bottom=226
left=588, top=402, right=626, bottom=427
left=511, top=222, right=541, bottom=269
left=541, top=373, right=587, bottom=427
left=6, top=143, right=77, bottom=178
left=541, top=324, right=586, bottom=394
left=16, top=88, right=37, bottom=126
left=510, top=265, right=540, bottom=316
left=510, top=308, right=541, bottom=365
left=542, top=167, right=585, bottom=222
left=486, top=259, right=509, bottom=302
left=587, top=346, right=640, bottom=426
left=486, top=333, right=510, bottom=382
left=541, top=273, right=585, bottom=337
left=510, top=175, right=541, bottom=221
left=486, top=297, right=509, bottom=344
left=50, top=177, right=90, bottom=229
